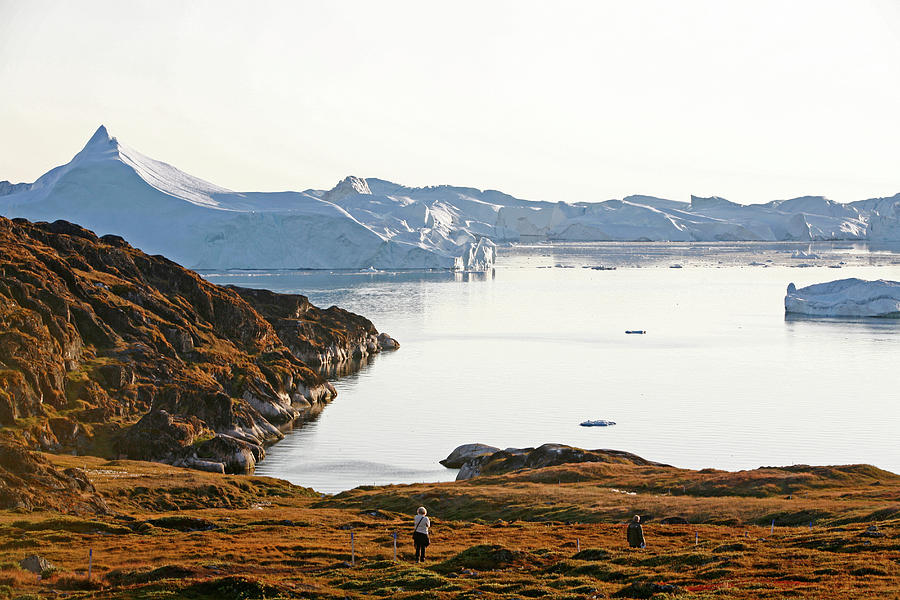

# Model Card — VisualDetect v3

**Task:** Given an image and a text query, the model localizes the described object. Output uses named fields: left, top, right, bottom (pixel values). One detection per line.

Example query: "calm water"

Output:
left=202, top=242, right=900, bottom=493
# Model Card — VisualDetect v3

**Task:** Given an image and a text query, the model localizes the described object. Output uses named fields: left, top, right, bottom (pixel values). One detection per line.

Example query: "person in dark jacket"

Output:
left=412, top=506, right=431, bottom=562
left=626, top=515, right=645, bottom=548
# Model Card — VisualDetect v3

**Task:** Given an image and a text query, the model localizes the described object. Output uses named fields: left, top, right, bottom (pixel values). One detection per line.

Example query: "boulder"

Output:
left=377, top=332, right=400, bottom=350
left=192, top=434, right=262, bottom=474
left=20, top=554, right=53, bottom=574
left=115, top=410, right=211, bottom=461
left=440, top=444, right=500, bottom=468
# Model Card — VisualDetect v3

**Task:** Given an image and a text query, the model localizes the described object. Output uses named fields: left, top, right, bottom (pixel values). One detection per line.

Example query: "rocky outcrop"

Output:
left=444, top=443, right=668, bottom=480
left=228, top=286, right=399, bottom=368
left=439, top=443, right=500, bottom=468
left=0, top=441, right=108, bottom=514
left=0, top=217, right=398, bottom=486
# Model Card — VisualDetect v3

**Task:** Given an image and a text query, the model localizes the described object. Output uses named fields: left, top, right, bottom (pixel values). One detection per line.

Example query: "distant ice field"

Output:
left=203, top=241, right=900, bottom=494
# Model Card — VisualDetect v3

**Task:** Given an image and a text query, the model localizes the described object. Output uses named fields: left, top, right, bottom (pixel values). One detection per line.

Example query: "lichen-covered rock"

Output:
left=115, top=410, right=212, bottom=461
left=0, top=217, right=398, bottom=490
left=229, top=285, right=399, bottom=367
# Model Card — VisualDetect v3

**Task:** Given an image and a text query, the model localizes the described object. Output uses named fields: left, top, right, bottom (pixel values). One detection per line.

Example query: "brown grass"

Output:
left=0, top=454, right=897, bottom=599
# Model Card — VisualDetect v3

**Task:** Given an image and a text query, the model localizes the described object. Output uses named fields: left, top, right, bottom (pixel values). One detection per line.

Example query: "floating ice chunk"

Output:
left=454, top=238, right=495, bottom=272
left=785, top=278, right=900, bottom=317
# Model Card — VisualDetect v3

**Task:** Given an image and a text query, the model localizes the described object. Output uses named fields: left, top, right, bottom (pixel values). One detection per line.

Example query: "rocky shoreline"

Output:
left=0, top=217, right=397, bottom=511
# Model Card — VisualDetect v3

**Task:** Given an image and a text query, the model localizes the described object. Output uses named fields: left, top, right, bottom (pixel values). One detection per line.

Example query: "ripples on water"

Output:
left=202, top=242, right=900, bottom=493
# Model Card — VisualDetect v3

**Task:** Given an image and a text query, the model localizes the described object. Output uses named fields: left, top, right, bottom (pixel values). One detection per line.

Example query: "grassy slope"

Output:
left=1, top=455, right=898, bottom=600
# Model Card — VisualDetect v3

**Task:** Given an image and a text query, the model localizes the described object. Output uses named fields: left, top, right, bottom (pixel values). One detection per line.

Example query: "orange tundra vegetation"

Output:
left=0, top=453, right=897, bottom=599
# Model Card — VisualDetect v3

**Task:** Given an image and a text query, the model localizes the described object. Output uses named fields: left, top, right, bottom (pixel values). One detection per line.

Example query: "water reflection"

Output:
left=784, top=313, right=900, bottom=330
left=454, top=269, right=495, bottom=282
left=318, top=353, right=378, bottom=380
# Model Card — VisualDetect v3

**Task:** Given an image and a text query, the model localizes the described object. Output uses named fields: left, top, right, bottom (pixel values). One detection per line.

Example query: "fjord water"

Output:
left=204, top=242, right=900, bottom=494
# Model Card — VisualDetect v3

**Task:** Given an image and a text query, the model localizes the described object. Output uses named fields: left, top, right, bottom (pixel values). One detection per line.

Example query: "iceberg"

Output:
left=0, top=127, right=488, bottom=271
left=3, top=125, right=900, bottom=272
left=454, top=238, right=495, bottom=272
left=784, top=278, right=900, bottom=317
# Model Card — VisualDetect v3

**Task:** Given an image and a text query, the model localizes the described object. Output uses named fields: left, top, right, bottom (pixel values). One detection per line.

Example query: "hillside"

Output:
left=0, top=455, right=897, bottom=599
left=0, top=216, right=396, bottom=512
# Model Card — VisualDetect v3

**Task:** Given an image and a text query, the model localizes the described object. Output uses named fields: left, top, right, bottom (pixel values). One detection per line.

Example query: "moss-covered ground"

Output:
left=1, top=454, right=898, bottom=599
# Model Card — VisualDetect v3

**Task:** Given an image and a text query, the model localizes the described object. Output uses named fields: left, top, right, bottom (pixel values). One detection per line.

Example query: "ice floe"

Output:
left=785, top=278, right=900, bottom=317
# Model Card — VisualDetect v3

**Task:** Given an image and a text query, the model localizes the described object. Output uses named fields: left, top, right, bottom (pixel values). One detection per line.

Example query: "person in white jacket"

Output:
left=412, top=506, right=431, bottom=562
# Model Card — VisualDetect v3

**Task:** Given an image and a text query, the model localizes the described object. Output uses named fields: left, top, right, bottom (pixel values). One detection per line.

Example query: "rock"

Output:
left=440, top=444, right=500, bottom=468
left=183, top=458, right=226, bottom=474
left=454, top=443, right=669, bottom=480
left=377, top=332, right=399, bottom=350
left=48, top=417, right=80, bottom=447
left=115, top=410, right=212, bottom=461
left=192, top=434, right=262, bottom=474
left=660, top=516, right=691, bottom=525
left=95, top=363, right=134, bottom=389
left=20, top=554, right=53, bottom=574
left=0, top=440, right=108, bottom=514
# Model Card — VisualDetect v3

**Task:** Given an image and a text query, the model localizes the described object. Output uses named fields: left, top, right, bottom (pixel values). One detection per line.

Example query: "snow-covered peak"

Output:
left=68, top=124, right=123, bottom=164
left=323, top=176, right=372, bottom=203
left=84, top=124, right=115, bottom=149
left=54, top=125, right=234, bottom=209
left=689, top=195, right=742, bottom=211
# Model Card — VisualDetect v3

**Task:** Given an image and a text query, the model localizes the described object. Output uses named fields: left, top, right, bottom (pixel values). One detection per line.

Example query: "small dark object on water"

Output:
left=625, top=330, right=646, bottom=334
left=580, top=420, right=616, bottom=427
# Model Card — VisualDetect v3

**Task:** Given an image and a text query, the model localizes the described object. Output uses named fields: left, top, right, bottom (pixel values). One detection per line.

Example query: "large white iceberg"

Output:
left=0, top=127, right=486, bottom=271
left=2, top=125, right=900, bottom=271
left=785, top=278, right=900, bottom=317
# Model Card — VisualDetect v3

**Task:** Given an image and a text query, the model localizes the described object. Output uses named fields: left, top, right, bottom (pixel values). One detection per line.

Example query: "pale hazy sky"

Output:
left=1, top=0, right=899, bottom=204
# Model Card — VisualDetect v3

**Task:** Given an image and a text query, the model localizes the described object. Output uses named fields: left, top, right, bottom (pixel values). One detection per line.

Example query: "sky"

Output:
left=1, top=0, right=899, bottom=205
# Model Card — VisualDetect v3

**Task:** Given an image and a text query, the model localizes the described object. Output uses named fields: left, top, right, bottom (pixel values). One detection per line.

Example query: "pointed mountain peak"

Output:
left=335, top=176, right=372, bottom=195
left=79, top=125, right=119, bottom=156
left=323, top=176, right=372, bottom=202
left=87, top=124, right=114, bottom=144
